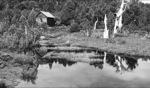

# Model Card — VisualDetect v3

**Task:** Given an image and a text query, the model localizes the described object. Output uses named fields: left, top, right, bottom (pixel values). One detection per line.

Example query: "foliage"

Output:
left=13, top=53, right=36, bottom=65
left=0, top=0, right=149, bottom=34
left=28, top=8, right=37, bottom=27
left=0, top=0, right=150, bottom=46
left=106, top=39, right=116, bottom=44
left=69, top=21, right=80, bottom=33
left=0, top=22, right=42, bottom=52
left=60, top=0, right=77, bottom=25
left=0, top=80, right=7, bottom=88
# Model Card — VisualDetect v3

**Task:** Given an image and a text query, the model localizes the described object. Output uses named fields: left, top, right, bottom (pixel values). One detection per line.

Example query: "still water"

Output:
left=17, top=51, right=150, bottom=88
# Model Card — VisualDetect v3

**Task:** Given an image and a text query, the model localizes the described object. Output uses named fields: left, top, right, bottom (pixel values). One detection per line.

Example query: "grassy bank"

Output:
left=0, top=22, right=42, bottom=87
left=55, top=32, right=150, bottom=57
left=0, top=51, right=38, bottom=88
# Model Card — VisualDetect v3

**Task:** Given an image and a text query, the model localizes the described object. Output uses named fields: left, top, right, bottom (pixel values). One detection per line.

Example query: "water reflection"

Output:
left=90, top=61, right=103, bottom=69
left=105, top=53, right=138, bottom=73
left=20, top=64, right=38, bottom=84
left=89, top=51, right=139, bottom=73
left=44, top=59, right=77, bottom=69
left=18, top=50, right=150, bottom=86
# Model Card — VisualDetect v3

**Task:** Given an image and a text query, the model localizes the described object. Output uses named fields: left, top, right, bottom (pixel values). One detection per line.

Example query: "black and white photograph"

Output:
left=0, top=0, right=150, bottom=88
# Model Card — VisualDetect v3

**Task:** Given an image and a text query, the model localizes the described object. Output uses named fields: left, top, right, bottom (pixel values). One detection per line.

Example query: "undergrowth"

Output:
left=0, top=23, right=42, bottom=52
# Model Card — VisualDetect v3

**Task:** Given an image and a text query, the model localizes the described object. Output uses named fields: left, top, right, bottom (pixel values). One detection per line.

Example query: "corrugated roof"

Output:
left=40, top=11, right=55, bottom=18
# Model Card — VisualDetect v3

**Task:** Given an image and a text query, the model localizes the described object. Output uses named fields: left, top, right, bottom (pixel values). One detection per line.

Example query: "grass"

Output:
left=58, top=31, right=150, bottom=57
left=0, top=50, right=38, bottom=88
left=0, top=66, right=22, bottom=88
left=0, top=23, right=43, bottom=52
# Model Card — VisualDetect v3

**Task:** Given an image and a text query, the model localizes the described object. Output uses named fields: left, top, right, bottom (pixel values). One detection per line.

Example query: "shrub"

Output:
left=12, top=53, right=36, bottom=66
left=117, top=39, right=126, bottom=44
left=91, top=30, right=103, bottom=39
left=21, top=64, right=37, bottom=84
left=0, top=80, right=7, bottom=88
left=114, top=33, right=128, bottom=37
left=60, top=0, right=77, bottom=25
left=0, top=22, right=10, bottom=34
left=69, top=22, right=80, bottom=33
left=105, top=39, right=116, bottom=44
left=40, top=23, right=48, bottom=31
left=0, top=23, right=42, bottom=52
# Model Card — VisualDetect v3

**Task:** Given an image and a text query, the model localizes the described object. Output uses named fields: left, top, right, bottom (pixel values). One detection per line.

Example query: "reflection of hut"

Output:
left=36, top=11, right=56, bottom=27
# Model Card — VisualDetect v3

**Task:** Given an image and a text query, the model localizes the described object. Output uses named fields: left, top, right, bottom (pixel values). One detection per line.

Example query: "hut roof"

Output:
left=40, top=11, right=55, bottom=18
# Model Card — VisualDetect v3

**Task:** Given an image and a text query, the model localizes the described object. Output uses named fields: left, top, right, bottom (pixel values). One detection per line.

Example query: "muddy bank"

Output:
left=0, top=51, right=38, bottom=88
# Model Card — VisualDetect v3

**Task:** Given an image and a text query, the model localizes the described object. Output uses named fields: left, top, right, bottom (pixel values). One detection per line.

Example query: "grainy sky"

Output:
left=140, top=0, right=150, bottom=3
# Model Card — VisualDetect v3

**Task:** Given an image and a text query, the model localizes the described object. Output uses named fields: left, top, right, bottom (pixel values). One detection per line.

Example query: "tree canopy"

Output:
left=0, top=0, right=150, bottom=33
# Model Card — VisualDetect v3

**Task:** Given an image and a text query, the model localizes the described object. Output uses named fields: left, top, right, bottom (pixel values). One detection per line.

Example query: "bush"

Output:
left=60, top=0, right=77, bottom=25
left=0, top=23, right=42, bottom=52
left=105, top=39, right=116, bottom=44
left=117, top=39, right=126, bottom=44
left=69, top=22, right=80, bottom=33
left=0, top=81, right=7, bottom=88
left=21, top=64, right=37, bottom=84
left=40, top=23, right=48, bottom=31
left=12, top=53, right=37, bottom=66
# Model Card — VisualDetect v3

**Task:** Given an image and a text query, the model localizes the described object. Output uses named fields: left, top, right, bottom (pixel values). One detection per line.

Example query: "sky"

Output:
left=140, top=0, right=150, bottom=3
left=125, top=0, right=150, bottom=3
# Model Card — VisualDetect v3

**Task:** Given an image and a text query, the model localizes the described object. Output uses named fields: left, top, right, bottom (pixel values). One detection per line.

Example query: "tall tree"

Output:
left=113, top=0, right=127, bottom=35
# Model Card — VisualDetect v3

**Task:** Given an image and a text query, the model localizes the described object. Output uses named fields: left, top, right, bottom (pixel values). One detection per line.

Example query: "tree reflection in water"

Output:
left=104, top=52, right=138, bottom=73
left=20, top=64, right=38, bottom=84
left=47, top=59, right=77, bottom=69
left=43, top=51, right=143, bottom=73
left=93, top=51, right=139, bottom=73
left=20, top=50, right=149, bottom=84
left=90, top=61, right=104, bottom=69
left=124, top=56, right=138, bottom=71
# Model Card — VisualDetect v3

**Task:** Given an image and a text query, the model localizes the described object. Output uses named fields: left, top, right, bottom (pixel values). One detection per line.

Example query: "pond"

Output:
left=16, top=47, right=150, bottom=88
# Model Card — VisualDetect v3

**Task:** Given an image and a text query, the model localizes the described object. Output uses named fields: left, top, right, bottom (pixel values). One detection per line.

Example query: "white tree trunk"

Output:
left=114, top=18, right=119, bottom=34
left=86, top=29, right=90, bottom=37
left=103, top=52, right=107, bottom=65
left=93, top=18, right=98, bottom=30
left=118, top=15, right=123, bottom=31
left=115, top=55, right=128, bottom=73
left=103, top=14, right=109, bottom=38
left=25, top=26, right=28, bottom=35
left=113, top=0, right=126, bottom=35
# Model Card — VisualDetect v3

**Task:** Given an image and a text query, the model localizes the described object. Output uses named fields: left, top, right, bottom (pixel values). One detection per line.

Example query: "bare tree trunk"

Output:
left=115, top=55, right=128, bottom=73
left=103, top=14, right=109, bottom=38
left=93, top=18, right=98, bottom=30
left=113, top=0, right=126, bottom=36
left=103, top=52, right=107, bottom=67
left=25, top=26, right=28, bottom=35
left=118, top=15, right=123, bottom=31
left=86, top=29, right=89, bottom=37
left=113, top=18, right=119, bottom=34
left=86, top=29, right=92, bottom=37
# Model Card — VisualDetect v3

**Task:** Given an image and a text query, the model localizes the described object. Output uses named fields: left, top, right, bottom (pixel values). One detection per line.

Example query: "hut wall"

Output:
left=47, top=18, right=55, bottom=26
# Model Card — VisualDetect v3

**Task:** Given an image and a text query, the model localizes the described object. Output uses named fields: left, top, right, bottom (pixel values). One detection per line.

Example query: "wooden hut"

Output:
left=36, top=11, right=56, bottom=27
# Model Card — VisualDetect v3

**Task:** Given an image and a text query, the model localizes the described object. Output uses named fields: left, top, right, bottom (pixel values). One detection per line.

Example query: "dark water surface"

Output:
left=16, top=51, right=150, bottom=88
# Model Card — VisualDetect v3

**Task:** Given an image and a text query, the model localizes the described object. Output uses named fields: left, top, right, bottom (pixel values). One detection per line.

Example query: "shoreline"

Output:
left=0, top=51, right=38, bottom=88
left=61, top=33, right=150, bottom=58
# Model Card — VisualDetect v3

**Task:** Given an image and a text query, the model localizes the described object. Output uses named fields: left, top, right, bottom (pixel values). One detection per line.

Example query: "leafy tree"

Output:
left=28, top=8, right=37, bottom=27
left=0, top=0, right=7, bottom=10
left=60, top=0, right=77, bottom=25
left=14, top=2, right=27, bottom=10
